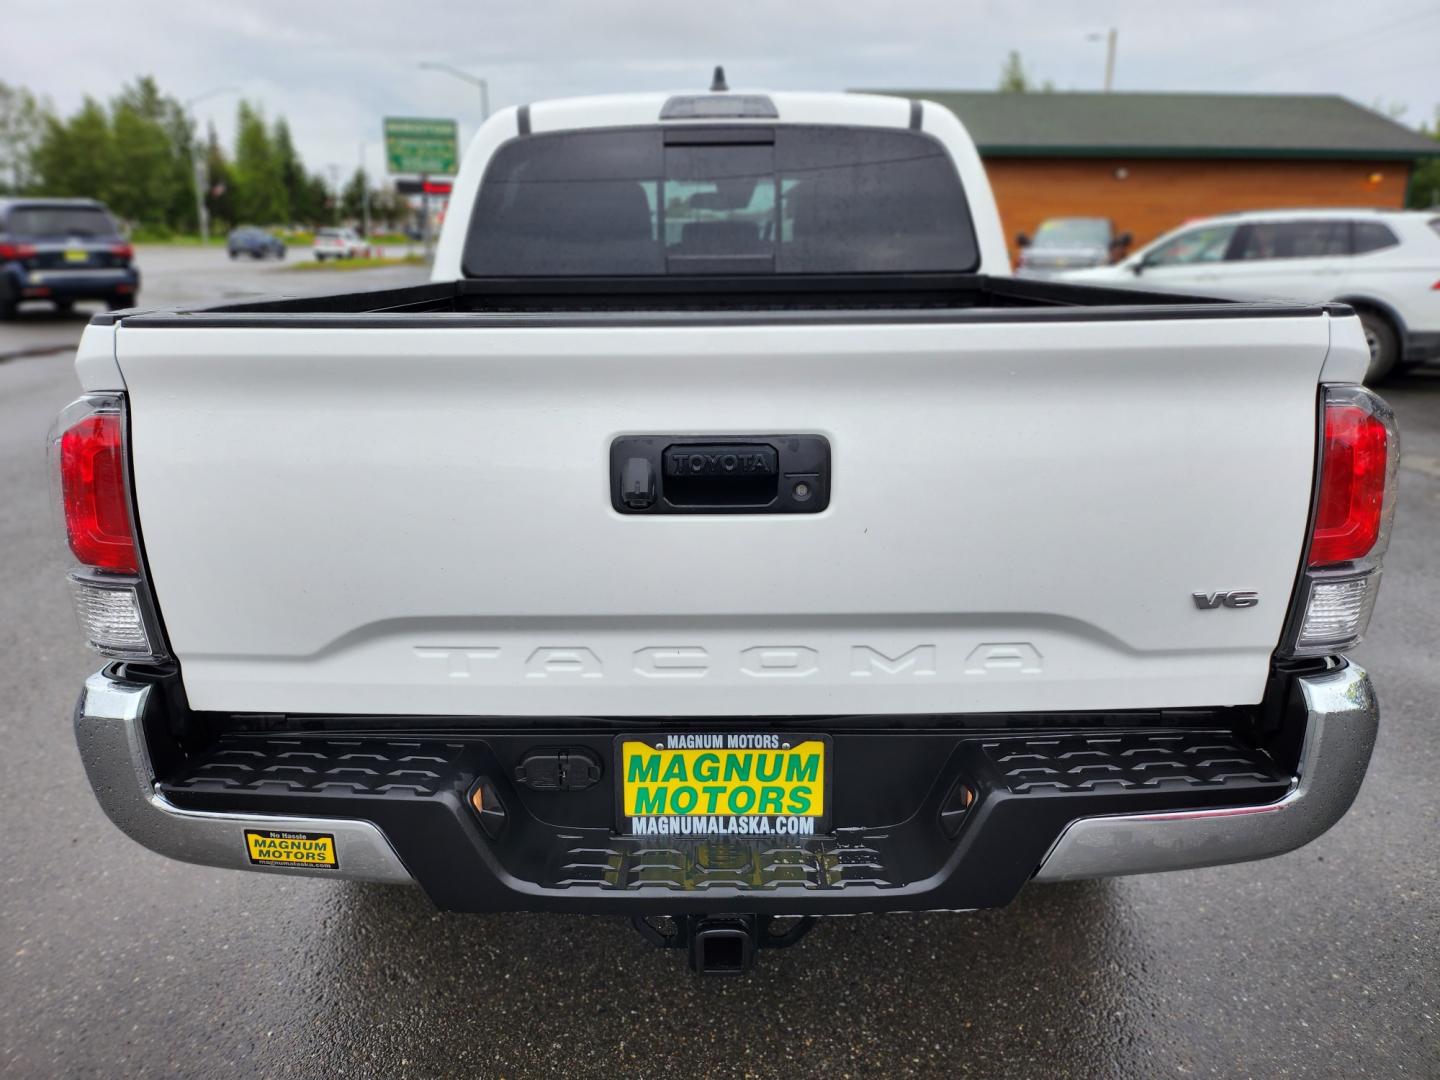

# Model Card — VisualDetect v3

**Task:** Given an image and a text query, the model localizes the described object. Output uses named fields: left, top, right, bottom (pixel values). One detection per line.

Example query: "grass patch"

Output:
left=131, top=232, right=227, bottom=246
left=286, top=254, right=428, bottom=271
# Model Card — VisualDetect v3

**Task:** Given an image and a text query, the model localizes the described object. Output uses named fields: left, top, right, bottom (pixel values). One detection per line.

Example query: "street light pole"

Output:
left=183, top=86, right=239, bottom=244
left=327, top=163, right=341, bottom=227
left=1087, top=29, right=1118, bottom=92
left=418, top=61, right=490, bottom=121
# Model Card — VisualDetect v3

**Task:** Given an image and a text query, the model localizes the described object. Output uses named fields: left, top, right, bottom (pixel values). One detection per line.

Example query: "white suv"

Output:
left=312, top=228, right=370, bottom=262
left=1062, top=208, right=1440, bottom=381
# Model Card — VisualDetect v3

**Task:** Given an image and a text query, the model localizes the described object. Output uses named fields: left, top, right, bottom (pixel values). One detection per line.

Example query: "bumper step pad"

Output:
left=158, top=727, right=1291, bottom=912
left=550, top=833, right=897, bottom=891
left=160, top=736, right=478, bottom=798
left=975, top=730, right=1285, bottom=796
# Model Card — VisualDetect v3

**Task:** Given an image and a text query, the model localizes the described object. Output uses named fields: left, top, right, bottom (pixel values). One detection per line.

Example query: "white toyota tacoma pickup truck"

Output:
left=58, top=85, right=1394, bottom=974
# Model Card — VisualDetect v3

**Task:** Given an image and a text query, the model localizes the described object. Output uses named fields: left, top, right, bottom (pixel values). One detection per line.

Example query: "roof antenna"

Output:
left=710, top=65, right=728, bottom=92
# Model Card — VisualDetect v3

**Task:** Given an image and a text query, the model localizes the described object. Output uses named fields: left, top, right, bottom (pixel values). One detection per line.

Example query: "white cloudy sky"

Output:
left=5, top=0, right=1438, bottom=176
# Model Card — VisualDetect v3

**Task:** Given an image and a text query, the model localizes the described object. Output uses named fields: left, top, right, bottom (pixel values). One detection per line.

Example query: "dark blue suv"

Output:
left=227, top=226, right=287, bottom=260
left=0, top=198, right=140, bottom=318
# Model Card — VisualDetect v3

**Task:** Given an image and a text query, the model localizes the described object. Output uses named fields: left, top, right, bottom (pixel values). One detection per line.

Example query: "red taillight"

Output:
left=0, top=242, right=37, bottom=260
left=1308, top=402, right=1390, bottom=566
left=109, top=242, right=134, bottom=261
left=60, top=412, right=138, bottom=573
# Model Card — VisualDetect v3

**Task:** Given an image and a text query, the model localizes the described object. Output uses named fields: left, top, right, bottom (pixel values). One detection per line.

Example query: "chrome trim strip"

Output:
left=1034, top=662, right=1378, bottom=881
left=74, top=670, right=413, bottom=885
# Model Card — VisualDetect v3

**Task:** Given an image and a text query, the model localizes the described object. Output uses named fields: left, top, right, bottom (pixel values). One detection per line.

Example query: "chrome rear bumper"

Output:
left=73, top=663, right=1377, bottom=888
left=1034, top=662, right=1377, bottom=880
left=74, top=671, right=413, bottom=884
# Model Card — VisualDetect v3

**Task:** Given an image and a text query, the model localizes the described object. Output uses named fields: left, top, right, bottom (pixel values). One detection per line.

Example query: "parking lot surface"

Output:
left=1, top=261, right=1435, bottom=1076
left=0, top=243, right=424, bottom=361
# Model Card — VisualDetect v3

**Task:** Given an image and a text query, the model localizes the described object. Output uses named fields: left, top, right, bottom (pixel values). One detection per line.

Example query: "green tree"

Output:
left=997, top=50, right=1054, bottom=93
left=15, top=76, right=330, bottom=232
left=341, top=167, right=370, bottom=224
left=203, top=122, right=236, bottom=230
left=1409, top=107, right=1440, bottom=209
left=107, top=77, right=191, bottom=227
left=272, top=118, right=307, bottom=225
left=299, top=171, right=334, bottom=227
left=31, top=98, right=116, bottom=204
left=0, top=81, right=48, bottom=193
left=232, top=100, right=287, bottom=225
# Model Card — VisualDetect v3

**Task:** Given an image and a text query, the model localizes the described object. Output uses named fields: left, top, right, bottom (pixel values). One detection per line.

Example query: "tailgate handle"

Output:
left=610, top=435, right=830, bottom=515
left=664, top=444, right=778, bottom=507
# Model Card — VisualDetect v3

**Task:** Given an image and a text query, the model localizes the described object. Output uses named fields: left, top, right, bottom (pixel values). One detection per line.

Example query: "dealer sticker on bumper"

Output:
left=244, top=829, right=337, bottom=868
left=618, top=734, right=829, bottom=837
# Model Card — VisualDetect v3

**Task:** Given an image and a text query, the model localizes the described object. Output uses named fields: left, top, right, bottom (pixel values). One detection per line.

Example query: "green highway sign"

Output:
left=383, top=117, right=459, bottom=175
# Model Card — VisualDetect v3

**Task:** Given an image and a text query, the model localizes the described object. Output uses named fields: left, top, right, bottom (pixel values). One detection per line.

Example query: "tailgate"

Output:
left=116, top=314, right=1328, bottom=717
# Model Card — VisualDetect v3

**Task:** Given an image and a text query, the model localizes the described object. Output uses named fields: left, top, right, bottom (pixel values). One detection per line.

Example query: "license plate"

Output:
left=64, top=248, right=89, bottom=263
left=617, top=734, right=829, bottom=837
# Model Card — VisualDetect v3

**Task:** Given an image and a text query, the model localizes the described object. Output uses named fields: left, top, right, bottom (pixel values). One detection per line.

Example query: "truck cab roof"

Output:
left=433, top=89, right=1009, bottom=279
left=518, top=90, right=917, bottom=133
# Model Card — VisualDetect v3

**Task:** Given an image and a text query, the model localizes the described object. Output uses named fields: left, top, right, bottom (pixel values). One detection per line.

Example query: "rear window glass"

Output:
left=1352, top=221, right=1400, bottom=254
left=5, top=206, right=116, bottom=239
left=1033, top=218, right=1110, bottom=247
left=463, top=125, right=978, bottom=276
left=1233, top=220, right=1348, bottom=261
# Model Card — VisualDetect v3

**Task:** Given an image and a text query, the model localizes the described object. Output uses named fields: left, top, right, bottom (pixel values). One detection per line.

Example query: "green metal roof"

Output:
left=857, top=90, right=1439, bottom=161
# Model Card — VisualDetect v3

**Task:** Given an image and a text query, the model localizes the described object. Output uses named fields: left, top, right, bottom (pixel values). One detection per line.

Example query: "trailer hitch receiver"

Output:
left=631, top=914, right=817, bottom=975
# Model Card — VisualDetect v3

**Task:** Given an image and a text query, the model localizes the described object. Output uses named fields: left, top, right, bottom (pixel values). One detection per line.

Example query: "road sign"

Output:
left=383, top=117, right=459, bottom=175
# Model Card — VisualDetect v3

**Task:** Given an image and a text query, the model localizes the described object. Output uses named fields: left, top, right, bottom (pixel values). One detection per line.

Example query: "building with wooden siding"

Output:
left=861, top=90, right=1438, bottom=263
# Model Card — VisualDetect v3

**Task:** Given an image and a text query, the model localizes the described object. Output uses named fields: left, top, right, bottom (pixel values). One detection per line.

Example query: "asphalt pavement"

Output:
left=0, top=258, right=1436, bottom=1077
left=0, top=242, right=425, bottom=362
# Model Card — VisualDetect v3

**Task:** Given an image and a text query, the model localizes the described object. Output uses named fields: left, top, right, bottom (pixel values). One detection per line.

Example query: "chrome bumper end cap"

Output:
left=1034, top=662, right=1378, bottom=882
left=74, top=669, right=413, bottom=885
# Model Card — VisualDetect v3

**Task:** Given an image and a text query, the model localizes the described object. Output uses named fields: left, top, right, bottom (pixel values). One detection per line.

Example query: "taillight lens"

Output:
left=1308, top=401, right=1391, bottom=566
left=1282, top=385, right=1398, bottom=657
left=59, top=410, right=138, bottom=572
left=109, top=242, right=134, bottom=261
left=0, top=242, right=37, bottom=260
left=50, top=394, right=167, bottom=660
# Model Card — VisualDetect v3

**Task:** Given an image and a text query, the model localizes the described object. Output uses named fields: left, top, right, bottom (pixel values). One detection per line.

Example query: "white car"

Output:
left=312, top=227, right=370, bottom=261
left=1062, top=208, right=1440, bottom=381
left=58, top=87, right=1390, bottom=974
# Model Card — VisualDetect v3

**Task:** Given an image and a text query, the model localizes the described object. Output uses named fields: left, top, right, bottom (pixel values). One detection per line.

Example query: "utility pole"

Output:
left=419, top=62, right=490, bottom=121
left=326, top=163, right=341, bottom=227
left=1087, top=29, right=1118, bottom=91
left=183, top=86, right=238, bottom=243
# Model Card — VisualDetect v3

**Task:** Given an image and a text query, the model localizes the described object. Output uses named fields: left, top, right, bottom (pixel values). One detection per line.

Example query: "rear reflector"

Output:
left=1295, top=572, right=1380, bottom=653
left=1308, top=400, right=1390, bottom=566
left=69, top=574, right=153, bottom=656
left=59, top=411, right=138, bottom=573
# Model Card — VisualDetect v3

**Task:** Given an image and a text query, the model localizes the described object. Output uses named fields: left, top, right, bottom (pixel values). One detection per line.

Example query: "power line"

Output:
left=1218, top=5, right=1440, bottom=79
